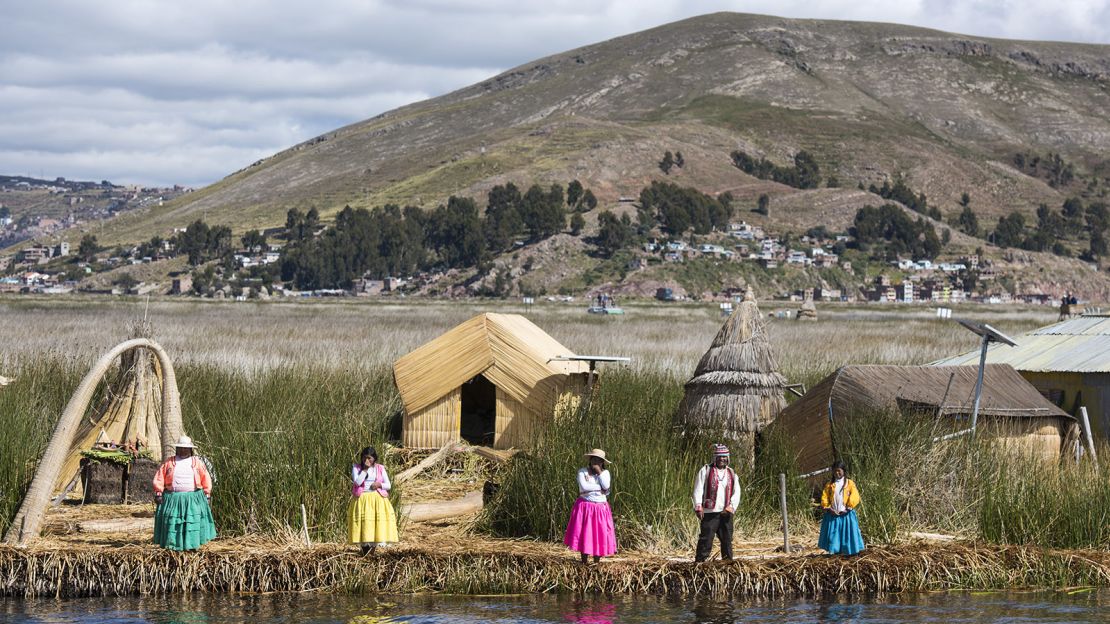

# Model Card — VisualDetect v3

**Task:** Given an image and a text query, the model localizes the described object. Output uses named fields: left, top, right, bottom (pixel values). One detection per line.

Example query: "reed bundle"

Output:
left=1, top=541, right=1108, bottom=598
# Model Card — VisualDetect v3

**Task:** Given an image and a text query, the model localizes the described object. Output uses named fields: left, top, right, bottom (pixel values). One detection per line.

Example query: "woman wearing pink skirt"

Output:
left=564, top=448, right=617, bottom=563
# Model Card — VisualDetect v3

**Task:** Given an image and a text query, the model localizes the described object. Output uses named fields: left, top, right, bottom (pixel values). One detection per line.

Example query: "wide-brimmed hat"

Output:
left=584, top=448, right=611, bottom=464
left=174, top=435, right=196, bottom=449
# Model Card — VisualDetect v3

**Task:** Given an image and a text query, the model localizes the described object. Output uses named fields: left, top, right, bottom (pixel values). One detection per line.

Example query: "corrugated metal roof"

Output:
left=933, top=315, right=1110, bottom=373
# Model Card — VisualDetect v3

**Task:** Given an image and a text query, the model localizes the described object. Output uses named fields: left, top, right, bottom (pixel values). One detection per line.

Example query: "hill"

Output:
left=17, top=12, right=1110, bottom=300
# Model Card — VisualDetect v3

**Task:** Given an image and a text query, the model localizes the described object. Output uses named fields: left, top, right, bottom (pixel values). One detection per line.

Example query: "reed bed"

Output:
left=1, top=541, right=1108, bottom=598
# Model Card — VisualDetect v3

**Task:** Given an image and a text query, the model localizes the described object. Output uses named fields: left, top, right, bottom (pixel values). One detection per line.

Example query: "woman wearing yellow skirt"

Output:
left=348, top=446, right=398, bottom=554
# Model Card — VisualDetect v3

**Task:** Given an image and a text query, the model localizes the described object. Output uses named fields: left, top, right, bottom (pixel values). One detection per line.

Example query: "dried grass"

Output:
left=1, top=541, right=1108, bottom=598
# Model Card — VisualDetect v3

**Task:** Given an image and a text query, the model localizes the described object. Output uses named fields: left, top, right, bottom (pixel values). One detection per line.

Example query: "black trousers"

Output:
left=695, top=511, right=734, bottom=562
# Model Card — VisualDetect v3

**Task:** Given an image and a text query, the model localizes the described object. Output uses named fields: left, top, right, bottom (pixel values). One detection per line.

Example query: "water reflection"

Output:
left=561, top=600, right=616, bottom=624
left=4, top=590, right=1109, bottom=623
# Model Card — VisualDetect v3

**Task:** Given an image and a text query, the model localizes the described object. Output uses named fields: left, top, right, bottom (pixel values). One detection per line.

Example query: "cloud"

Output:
left=2, top=0, right=1107, bottom=186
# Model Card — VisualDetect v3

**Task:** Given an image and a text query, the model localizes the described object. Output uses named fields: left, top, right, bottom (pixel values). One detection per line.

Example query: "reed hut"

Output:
left=797, top=293, right=817, bottom=321
left=393, top=313, right=589, bottom=450
left=771, top=364, right=1079, bottom=478
left=677, top=288, right=787, bottom=459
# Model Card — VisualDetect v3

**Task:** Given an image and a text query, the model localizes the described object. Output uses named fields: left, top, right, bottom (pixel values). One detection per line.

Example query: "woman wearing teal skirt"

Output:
left=818, top=460, right=865, bottom=555
left=348, top=446, right=398, bottom=554
left=152, top=435, right=217, bottom=551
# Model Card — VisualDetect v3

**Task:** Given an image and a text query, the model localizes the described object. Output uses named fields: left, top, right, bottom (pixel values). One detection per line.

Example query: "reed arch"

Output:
left=3, top=338, right=182, bottom=546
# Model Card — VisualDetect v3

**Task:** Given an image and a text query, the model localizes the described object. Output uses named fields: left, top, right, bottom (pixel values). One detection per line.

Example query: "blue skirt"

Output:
left=818, top=509, right=865, bottom=555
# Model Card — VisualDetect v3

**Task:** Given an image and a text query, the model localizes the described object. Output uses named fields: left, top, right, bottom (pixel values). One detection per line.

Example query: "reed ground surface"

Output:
left=1, top=296, right=1099, bottom=596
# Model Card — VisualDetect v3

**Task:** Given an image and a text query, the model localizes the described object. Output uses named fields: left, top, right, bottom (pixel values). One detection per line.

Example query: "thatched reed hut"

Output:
left=393, top=313, right=589, bottom=450
left=771, top=364, right=1079, bottom=478
left=677, top=288, right=787, bottom=458
left=797, top=293, right=817, bottom=321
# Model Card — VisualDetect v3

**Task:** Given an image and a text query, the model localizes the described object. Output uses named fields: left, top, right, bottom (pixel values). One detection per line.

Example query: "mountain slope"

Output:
left=97, top=12, right=1110, bottom=244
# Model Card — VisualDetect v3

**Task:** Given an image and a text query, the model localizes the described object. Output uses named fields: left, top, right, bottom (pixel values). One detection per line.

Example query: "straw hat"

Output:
left=174, top=435, right=196, bottom=449
left=584, top=448, right=611, bottom=464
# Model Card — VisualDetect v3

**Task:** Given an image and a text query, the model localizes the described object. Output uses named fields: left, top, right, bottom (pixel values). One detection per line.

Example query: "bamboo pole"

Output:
left=301, top=504, right=311, bottom=547
left=1080, top=407, right=1099, bottom=469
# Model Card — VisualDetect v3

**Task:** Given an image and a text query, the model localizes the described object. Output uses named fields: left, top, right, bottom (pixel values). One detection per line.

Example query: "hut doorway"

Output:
left=460, top=374, right=497, bottom=445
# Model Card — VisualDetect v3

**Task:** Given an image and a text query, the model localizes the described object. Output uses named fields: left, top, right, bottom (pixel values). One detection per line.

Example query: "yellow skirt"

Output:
left=348, top=492, right=399, bottom=545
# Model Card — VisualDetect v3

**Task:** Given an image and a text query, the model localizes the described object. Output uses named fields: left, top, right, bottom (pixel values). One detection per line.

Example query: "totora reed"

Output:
left=1, top=542, right=1110, bottom=598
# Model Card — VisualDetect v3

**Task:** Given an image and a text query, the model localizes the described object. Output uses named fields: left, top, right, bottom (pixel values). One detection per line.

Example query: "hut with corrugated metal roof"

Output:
left=771, top=364, right=1078, bottom=477
left=677, top=287, right=787, bottom=460
left=934, top=314, right=1110, bottom=437
left=393, top=313, right=589, bottom=450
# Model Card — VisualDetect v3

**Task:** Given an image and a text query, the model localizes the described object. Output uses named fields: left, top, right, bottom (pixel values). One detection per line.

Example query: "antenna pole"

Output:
left=969, top=333, right=990, bottom=436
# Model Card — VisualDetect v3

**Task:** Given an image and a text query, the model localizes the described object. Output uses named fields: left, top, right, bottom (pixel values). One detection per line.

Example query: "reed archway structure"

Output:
left=3, top=338, right=183, bottom=546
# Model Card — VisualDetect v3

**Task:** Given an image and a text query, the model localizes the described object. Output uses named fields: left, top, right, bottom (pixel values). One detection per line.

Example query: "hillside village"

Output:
left=0, top=176, right=190, bottom=250
left=0, top=189, right=1075, bottom=308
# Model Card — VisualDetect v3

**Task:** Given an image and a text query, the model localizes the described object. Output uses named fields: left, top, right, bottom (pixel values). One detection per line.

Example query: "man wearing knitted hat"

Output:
left=692, top=443, right=741, bottom=562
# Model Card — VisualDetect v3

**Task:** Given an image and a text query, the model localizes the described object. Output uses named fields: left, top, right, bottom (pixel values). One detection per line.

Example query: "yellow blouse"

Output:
left=821, top=478, right=861, bottom=510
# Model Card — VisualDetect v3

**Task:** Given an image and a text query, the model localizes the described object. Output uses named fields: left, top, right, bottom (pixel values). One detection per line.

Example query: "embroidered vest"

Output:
left=702, top=465, right=735, bottom=510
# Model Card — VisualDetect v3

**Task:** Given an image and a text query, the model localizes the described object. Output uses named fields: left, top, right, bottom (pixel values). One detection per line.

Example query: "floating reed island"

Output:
left=3, top=540, right=1110, bottom=598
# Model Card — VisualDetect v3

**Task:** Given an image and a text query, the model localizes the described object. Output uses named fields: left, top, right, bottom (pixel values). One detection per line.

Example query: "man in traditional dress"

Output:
left=692, top=443, right=741, bottom=562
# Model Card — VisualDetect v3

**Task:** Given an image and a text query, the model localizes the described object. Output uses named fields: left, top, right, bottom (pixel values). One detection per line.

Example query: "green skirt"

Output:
left=154, top=489, right=217, bottom=551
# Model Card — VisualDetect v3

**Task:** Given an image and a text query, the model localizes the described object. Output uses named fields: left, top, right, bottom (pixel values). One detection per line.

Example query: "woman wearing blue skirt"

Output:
left=818, top=460, right=865, bottom=555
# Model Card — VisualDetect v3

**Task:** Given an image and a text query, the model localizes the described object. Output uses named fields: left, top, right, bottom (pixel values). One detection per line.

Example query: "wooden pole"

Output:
left=300, top=503, right=311, bottom=547
left=779, top=473, right=790, bottom=553
left=1080, top=407, right=1099, bottom=469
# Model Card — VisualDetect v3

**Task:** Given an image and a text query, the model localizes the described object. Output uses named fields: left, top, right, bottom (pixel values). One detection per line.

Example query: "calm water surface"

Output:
left=2, top=591, right=1108, bottom=623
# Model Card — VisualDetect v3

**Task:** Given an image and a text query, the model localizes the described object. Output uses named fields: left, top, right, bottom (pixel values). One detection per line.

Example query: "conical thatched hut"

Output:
left=797, top=292, right=817, bottom=321
left=677, top=288, right=787, bottom=460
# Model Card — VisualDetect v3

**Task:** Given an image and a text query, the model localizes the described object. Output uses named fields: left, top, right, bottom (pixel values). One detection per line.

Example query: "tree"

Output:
left=755, top=194, right=769, bottom=216
left=793, top=151, right=821, bottom=189
left=675, top=151, right=685, bottom=168
left=957, top=205, right=979, bottom=237
left=484, top=183, right=523, bottom=251
left=567, top=180, right=583, bottom=208
left=993, top=211, right=1026, bottom=248
left=582, top=190, right=597, bottom=211
left=959, top=192, right=971, bottom=208
left=241, top=229, right=267, bottom=252
left=596, top=211, right=632, bottom=256
left=78, top=234, right=99, bottom=262
left=1063, top=196, right=1085, bottom=235
left=519, top=184, right=564, bottom=241
left=1091, top=231, right=1108, bottom=258
left=1085, top=202, right=1109, bottom=234
left=659, top=151, right=675, bottom=174
left=569, top=212, right=585, bottom=236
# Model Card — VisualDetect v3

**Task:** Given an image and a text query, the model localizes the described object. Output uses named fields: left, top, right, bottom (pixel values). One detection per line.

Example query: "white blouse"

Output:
left=576, top=467, right=611, bottom=503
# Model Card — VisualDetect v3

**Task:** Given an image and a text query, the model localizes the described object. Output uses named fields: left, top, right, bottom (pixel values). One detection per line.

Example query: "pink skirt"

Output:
left=563, top=498, right=617, bottom=556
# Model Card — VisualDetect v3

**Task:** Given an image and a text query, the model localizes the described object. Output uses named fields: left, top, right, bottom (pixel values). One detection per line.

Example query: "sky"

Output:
left=2, top=1, right=1108, bottom=188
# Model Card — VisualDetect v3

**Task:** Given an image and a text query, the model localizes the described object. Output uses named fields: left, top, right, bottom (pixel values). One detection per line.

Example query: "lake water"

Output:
left=2, top=591, right=1107, bottom=623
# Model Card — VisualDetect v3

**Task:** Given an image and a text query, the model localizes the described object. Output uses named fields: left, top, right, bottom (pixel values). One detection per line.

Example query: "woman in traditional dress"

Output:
left=818, top=459, right=865, bottom=555
left=152, top=435, right=216, bottom=551
left=348, top=445, right=398, bottom=554
left=563, top=448, right=617, bottom=564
